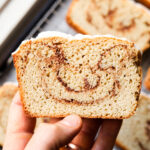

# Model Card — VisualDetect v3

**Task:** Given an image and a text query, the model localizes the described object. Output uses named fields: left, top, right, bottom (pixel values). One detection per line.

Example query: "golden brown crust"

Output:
left=66, top=0, right=150, bottom=51
left=144, top=67, right=150, bottom=91
left=116, top=141, right=129, bottom=150
left=13, top=53, right=28, bottom=119
left=136, top=0, right=150, bottom=8
left=22, top=105, right=137, bottom=119
left=66, top=0, right=88, bottom=35
left=13, top=36, right=142, bottom=119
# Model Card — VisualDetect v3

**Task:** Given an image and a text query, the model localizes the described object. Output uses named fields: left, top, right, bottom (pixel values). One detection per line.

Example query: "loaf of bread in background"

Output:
left=0, top=83, right=45, bottom=147
left=116, top=94, right=150, bottom=150
left=0, top=83, right=18, bottom=146
left=66, top=0, right=150, bottom=51
left=136, top=0, right=150, bottom=8
left=13, top=31, right=142, bottom=119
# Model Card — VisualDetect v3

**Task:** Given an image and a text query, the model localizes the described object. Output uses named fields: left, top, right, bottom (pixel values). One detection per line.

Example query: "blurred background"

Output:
left=0, top=0, right=150, bottom=150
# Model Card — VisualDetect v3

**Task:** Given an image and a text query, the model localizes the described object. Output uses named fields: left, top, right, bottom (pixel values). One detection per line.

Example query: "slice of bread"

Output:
left=116, top=94, right=150, bottom=150
left=0, top=83, right=18, bottom=146
left=136, top=0, right=150, bottom=8
left=66, top=0, right=150, bottom=51
left=13, top=31, right=142, bottom=119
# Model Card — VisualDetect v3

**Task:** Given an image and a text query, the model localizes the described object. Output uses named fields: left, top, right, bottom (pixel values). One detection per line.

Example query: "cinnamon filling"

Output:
left=32, top=43, right=134, bottom=105
left=86, top=0, right=136, bottom=32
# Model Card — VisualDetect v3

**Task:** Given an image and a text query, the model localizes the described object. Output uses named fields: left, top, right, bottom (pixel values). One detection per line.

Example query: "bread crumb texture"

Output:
left=13, top=35, right=142, bottom=118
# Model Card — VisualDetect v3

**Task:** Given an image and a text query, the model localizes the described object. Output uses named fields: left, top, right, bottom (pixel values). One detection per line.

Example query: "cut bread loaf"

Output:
left=136, top=0, right=150, bottom=8
left=66, top=0, right=150, bottom=51
left=0, top=83, right=18, bottom=146
left=13, top=31, right=142, bottom=119
left=116, top=94, right=150, bottom=150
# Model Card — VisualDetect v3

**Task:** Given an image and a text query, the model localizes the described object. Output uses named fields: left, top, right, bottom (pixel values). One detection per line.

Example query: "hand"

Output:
left=3, top=92, right=122, bottom=150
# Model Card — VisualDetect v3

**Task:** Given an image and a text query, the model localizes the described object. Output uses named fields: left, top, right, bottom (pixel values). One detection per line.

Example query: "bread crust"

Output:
left=144, top=67, right=150, bottom=90
left=13, top=36, right=142, bottom=119
left=66, top=0, right=150, bottom=51
left=116, top=141, right=129, bottom=150
left=136, top=0, right=150, bottom=8
left=66, top=0, right=88, bottom=35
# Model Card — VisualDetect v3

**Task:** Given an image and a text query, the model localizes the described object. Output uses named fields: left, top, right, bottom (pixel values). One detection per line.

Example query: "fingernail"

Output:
left=13, top=92, right=22, bottom=105
left=62, top=115, right=82, bottom=127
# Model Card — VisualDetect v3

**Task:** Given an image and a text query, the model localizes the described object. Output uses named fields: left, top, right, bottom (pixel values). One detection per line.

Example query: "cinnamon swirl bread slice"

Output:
left=13, top=31, right=142, bottom=119
left=66, top=0, right=150, bottom=51
left=116, top=95, right=150, bottom=150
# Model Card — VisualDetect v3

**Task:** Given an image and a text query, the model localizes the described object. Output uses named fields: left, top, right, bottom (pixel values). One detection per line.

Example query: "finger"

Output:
left=92, top=119, right=122, bottom=150
left=3, top=92, right=36, bottom=150
left=25, top=115, right=82, bottom=150
left=71, top=119, right=102, bottom=150
left=7, top=92, right=36, bottom=133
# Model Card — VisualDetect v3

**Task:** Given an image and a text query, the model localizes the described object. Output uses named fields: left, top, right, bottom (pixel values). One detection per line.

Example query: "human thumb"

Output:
left=25, top=115, right=82, bottom=150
